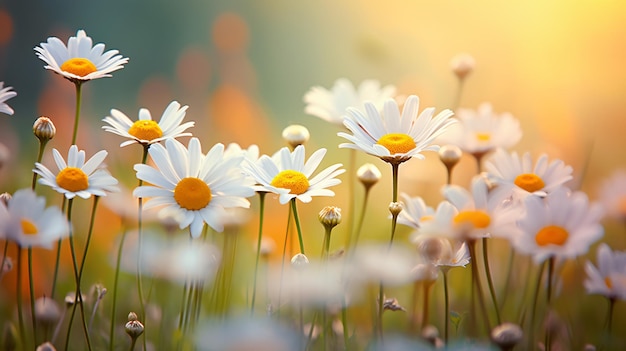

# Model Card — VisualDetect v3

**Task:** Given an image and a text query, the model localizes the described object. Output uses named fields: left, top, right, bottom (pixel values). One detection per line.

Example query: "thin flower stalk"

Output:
left=291, top=198, right=306, bottom=255
left=250, top=192, right=266, bottom=315
left=109, top=221, right=129, bottom=351
left=468, top=239, right=491, bottom=334
left=443, top=269, right=450, bottom=344
left=482, top=238, right=502, bottom=325
left=135, top=145, right=149, bottom=351
left=27, top=247, right=37, bottom=344
left=16, top=247, right=27, bottom=349
left=50, top=197, right=67, bottom=299
left=71, top=82, right=83, bottom=145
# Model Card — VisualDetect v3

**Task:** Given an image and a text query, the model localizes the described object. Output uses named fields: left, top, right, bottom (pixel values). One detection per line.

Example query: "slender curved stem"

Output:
left=78, top=197, right=100, bottom=283
left=71, top=82, right=83, bottom=145
left=51, top=198, right=68, bottom=299
left=16, top=247, right=27, bottom=349
left=109, top=221, right=129, bottom=351
left=250, top=192, right=266, bottom=315
left=28, top=248, right=37, bottom=344
left=136, top=145, right=150, bottom=351
left=528, top=261, right=546, bottom=351
left=31, top=139, right=48, bottom=190
left=422, top=283, right=431, bottom=330
left=468, top=240, right=491, bottom=334
left=482, top=238, right=501, bottom=325
left=545, top=257, right=555, bottom=351
left=346, top=149, right=357, bottom=248
left=290, top=199, right=305, bottom=255
left=351, top=187, right=371, bottom=251
left=443, top=270, right=450, bottom=344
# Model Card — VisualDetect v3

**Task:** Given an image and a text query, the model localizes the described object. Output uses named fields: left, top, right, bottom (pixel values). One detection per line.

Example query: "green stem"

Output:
left=136, top=145, right=149, bottom=351
left=482, top=238, right=501, bottom=325
left=351, top=188, right=370, bottom=252
left=276, top=205, right=294, bottom=318
left=346, top=148, right=357, bottom=248
left=468, top=239, right=491, bottom=334
left=250, top=192, right=266, bottom=315
left=31, top=139, right=48, bottom=190
left=51, top=198, right=68, bottom=300
left=290, top=198, right=306, bottom=255
left=129, top=337, right=137, bottom=351
left=28, top=247, right=37, bottom=344
left=71, top=82, right=83, bottom=145
left=65, top=199, right=93, bottom=351
left=322, top=227, right=332, bottom=259
left=605, top=297, right=615, bottom=349
left=499, top=249, right=516, bottom=312
left=109, top=222, right=129, bottom=351
left=388, top=163, right=400, bottom=246
left=341, top=303, right=349, bottom=350
left=545, top=256, right=555, bottom=351
left=378, top=282, right=384, bottom=341
left=77, top=197, right=100, bottom=285
left=16, top=247, right=27, bottom=349
left=422, top=283, right=431, bottom=330
left=443, top=269, right=450, bottom=344
left=528, top=260, right=546, bottom=351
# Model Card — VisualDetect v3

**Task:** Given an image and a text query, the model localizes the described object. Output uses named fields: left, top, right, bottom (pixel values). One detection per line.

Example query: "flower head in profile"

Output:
left=585, top=243, right=626, bottom=300
left=304, top=78, right=397, bottom=126
left=338, top=95, right=455, bottom=164
left=396, top=193, right=435, bottom=230
left=243, top=145, right=345, bottom=204
left=513, top=186, right=604, bottom=263
left=412, top=234, right=470, bottom=273
left=102, top=101, right=194, bottom=147
left=438, top=103, right=521, bottom=155
left=0, top=82, right=17, bottom=116
left=34, top=29, right=128, bottom=83
left=133, top=138, right=255, bottom=237
left=0, top=189, right=69, bottom=249
left=34, top=145, right=119, bottom=199
left=485, top=148, right=573, bottom=202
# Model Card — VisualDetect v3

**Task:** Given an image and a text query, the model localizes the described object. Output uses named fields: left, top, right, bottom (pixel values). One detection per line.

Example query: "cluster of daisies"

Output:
left=0, top=28, right=625, bottom=350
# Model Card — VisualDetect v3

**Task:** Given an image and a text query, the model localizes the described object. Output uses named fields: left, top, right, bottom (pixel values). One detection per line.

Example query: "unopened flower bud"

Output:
left=0, top=192, right=11, bottom=206
left=282, top=124, right=310, bottom=149
left=389, top=202, right=403, bottom=217
left=259, top=237, right=276, bottom=258
left=290, top=253, right=309, bottom=269
left=125, top=312, right=144, bottom=339
left=438, top=145, right=462, bottom=169
left=421, top=324, right=439, bottom=343
left=33, top=117, right=56, bottom=142
left=357, top=163, right=381, bottom=190
left=318, top=206, right=341, bottom=230
left=450, top=53, right=475, bottom=80
left=36, top=342, right=57, bottom=351
left=584, top=344, right=596, bottom=351
left=64, top=291, right=83, bottom=307
left=491, top=322, right=523, bottom=350
left=34, top=297, right=61, bottom=326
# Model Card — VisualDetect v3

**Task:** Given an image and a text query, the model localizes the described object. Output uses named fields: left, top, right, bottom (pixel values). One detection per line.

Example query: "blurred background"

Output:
left=1, top=0, right=626, bottom=347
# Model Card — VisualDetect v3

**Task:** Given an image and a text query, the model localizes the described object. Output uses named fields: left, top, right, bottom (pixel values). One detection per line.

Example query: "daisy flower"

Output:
left=597, top=169, right=626, bottom=221
left=584, top=243, right=626, bottom=300
left=412, top=234, right=470, bottom=272
left=513, top=186, right=604, bottom=263
left=438, top=103, right=521, bottom=156
left=484, top=148, right=573, bottom=202
left=338, top=95, right=455, bottom=164
left=396, top=193, right=435, bottom=230
left=133, top=138, right=255, bottom=237
left=0, top=82, right=17, bottom=116
left=0, top=189, right=69, bottom=249
left=34, top=29, right=128, bottom=83
left=304, top=78, right=397, bottom=126
left=441, top=175, right=521, bottom=241
left=243, top=145, right=345, bottom=204
left=102, top=101, right=194, bottom=147
left=34, top=145, right=119, bottom=199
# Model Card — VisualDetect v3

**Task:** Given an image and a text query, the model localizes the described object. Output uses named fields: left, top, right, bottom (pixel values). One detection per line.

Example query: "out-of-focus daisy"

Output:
left=133, top=138, right=255, bottom=237
left=0, top=82, right=17, bottom=116
left=338, top=95, right=455, bottom=164
left=224, top=143, right=260, bottom=162
left=438, top=103, right=521, bottom=157
left=513, top=186, right=604, bottom=263
left=304, top=78, right=397, bottom=126
left=0, top=189, right=69, bottom=249
left=597, top=169, right=626, bottom=221
left=441, top=175, right=521, bottom=241
left=34, top=29, right=128, bottom=83
left=195, top=317, right=301, bottom=351
left=243, top=145, right=344, bottom=204
left=584, top=243, right=626, bottom=300
left=34, top=145, right=119, bottom=199
left=102, top=101, right=194, bottom=147
left=346, top=243, right=416, bottom=287
left=396, top=193, right=435, bottom=230
left=412, top=235, right=470, bottom=272
left=484, top=148, right=573, bottom=201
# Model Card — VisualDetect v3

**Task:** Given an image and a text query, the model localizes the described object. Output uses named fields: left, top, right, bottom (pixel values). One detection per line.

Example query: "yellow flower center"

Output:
left=377, top=133, right=416, bottom=154
left=270, top=170, right=309, bottom=195
left=605, top=277, right=613, bottom=289
left=420, top=215, right=434, bottom=222
left=617, top=197, right=626, bottom=216
left=56, top=167, right=89, bottom=192
left=60, top=58, right=97, bottom=77
left=21, top=218, right=38, bottom=235
left=128, top=120, right=163, bottom=141
left=173, top=177, right=212, bottom=210
left=514, top=173, right=545, bottom=193
left=453, top=210, right=491, bottom=229
left=535, top=225, right=568, bottom=246
left=476, top=132, right=491, bottom=142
